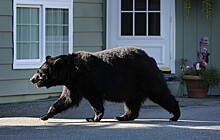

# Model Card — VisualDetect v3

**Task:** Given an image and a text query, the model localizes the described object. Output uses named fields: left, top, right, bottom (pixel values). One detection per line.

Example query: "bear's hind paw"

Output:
left=86, top=117, right=101, bottom=122
left=114, top=116, right=135, bottom=121
left=169, top=116, right=179, bottom=121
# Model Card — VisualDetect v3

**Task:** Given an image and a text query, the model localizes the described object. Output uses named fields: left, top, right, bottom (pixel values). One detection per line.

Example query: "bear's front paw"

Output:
left=40, top=115, right=49, bottom=121
left=86, top=118, right=94, bottom=122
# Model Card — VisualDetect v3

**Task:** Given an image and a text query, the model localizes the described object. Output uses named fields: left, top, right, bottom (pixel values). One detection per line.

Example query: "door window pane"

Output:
left=135, top=13, right=146, bottom=35
left=148, top=13, right=160, bottom=36
left=16, top=7, right=39, bottom=59
left=121, top=13, right=133, bottom=36
left=121, top=0, right=160, bottom=37
left=121, top=0, right=133, bottom=11
left=135, top=0, right=146, bottom=11
left=149, top=0, right=160, bottom=11
left=46, top=8, right=69, bottom=56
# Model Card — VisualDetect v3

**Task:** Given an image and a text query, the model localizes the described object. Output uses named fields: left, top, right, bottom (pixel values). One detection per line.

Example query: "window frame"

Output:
left=13, top=0, right=73, bottom=69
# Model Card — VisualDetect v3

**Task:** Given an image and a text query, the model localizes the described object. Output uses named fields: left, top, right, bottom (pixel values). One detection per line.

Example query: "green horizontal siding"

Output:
left=74, top=3, right=103, bottom=18
left=73, top=1, right=104, bottom=52
left=0, top=65, right=36, bottom=80
left=74, top=33, right=103, bottom=47
left=0, top=0, right=14, bottom=98
left=0, top=32, right=13, bottom=48
left=0, top=79, right=62, bottom=96
left=0, top=16, right=12, bottom=31
left=74, top=18, right=102, bottom=32
left=73, top=46, right=102, bottom=52
left=0, top=0, right=12, bottom=16
left=74, top=0, right=103, bottom=3
left=0, top=49, right=12, bottom=64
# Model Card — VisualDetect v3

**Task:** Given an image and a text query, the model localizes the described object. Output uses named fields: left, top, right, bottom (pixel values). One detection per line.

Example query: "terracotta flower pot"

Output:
left=183, top=75, right=208, bottom=98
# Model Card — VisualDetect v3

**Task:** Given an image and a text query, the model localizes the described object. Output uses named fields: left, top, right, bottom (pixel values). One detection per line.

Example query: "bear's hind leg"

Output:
left=148, top=94, right=181, bottom=121
left=168, top=101, right=181, bottom=121
left=86, top=98, right=104, bottom=122
left=115, top=100, right=141, bottom=121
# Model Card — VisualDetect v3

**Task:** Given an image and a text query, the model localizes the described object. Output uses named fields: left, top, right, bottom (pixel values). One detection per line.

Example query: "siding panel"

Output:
left=0, top=32, right=13, bottom=48
left=0, top=16, right=12, bottom=31
left=183, top=1, right=198, bottom=64
left=74, top=32, right=103, bottom=47
left=73, top=1, right=104, bottom=52
left=0, top=0, right=13, bottom=16
left=0, top=80, right=62, bottom=96
left=0, top=48, right=12, bottom=64
left=175, top=0, right=184, bottom=73
left=211, top=1, right=220, bottom=68
left=74, top=18, right=102, bottom=32
left=209, top=0, right=220, bottom=95
left=74, top=3, right=103, bottom=17
left=73, top=46, right=102, bottom=52
left=0, top=65, right=35, bottom=80
left=74, top=0, right=103, bottom=3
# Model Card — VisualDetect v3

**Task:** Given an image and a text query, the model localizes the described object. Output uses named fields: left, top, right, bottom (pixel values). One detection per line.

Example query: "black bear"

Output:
left=30, top=47, right=180, bottom=122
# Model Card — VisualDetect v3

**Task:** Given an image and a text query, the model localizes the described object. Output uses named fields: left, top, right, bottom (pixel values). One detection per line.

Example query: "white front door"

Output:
left=107, top=0, right=175, bottom=72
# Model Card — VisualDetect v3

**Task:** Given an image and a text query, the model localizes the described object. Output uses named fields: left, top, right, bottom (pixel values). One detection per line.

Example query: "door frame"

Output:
left=106, top=0, right=176, bottom=73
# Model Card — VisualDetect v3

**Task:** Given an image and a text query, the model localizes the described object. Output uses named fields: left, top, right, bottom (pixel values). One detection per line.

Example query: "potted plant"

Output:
left=183, top=67, right=220, bottom=98
left=180, top=37, right=220, bottom=98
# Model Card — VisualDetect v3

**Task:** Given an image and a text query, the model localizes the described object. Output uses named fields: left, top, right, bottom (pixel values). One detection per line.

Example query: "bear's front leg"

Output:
left=40, top=96, right=75, bottom=120
left=40, top=97, right=68, bottom=120
left=41, top=106, right=56, bottom=120
left=40, top=86, right=82, bottom=121
left=86, top=98, right=104, bottom=122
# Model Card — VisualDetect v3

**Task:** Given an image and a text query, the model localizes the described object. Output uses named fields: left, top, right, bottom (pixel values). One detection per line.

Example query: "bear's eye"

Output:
left=41, top=74, right=47, bottom=80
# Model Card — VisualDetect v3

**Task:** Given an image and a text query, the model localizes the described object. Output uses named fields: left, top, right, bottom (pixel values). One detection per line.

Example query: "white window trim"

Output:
left=13, top=0, right=73, bottom=69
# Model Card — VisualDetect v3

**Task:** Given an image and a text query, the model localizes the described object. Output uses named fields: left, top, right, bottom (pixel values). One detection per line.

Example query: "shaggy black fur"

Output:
left=30, top=47, right=181, bottom=122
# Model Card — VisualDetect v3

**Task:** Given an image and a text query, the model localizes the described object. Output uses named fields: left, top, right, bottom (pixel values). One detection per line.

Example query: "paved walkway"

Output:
left=0, top=97, right=220, bottom=140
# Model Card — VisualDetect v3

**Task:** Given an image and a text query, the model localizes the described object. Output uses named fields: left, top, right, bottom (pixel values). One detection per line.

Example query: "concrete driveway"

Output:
left=0, top=98, right=220, bottom=140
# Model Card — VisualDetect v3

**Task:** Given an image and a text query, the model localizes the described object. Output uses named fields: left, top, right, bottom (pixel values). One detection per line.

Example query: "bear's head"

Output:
left=30, top=55, right=67, bottom=88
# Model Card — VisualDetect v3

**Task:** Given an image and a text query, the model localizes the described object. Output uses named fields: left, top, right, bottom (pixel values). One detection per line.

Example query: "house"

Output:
left=0, top=0, right=219, bottom=103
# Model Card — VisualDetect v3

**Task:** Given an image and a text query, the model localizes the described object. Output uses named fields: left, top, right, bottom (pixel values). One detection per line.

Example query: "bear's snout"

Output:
left=30, top=73, right=40, bottom=84
left=30, top=73, right=45, bottom=88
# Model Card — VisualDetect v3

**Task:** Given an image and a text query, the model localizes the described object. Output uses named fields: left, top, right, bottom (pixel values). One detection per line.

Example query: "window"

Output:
left=16, top=7, right=40, bottom=60
left=121, top=0, right=160, bottom=36
left=13, top=0, right=73, bottom=69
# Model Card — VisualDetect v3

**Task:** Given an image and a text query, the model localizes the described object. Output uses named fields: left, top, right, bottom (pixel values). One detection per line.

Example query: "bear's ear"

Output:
left=53, top=58, right=63, bottom=67
left=46, top=56, right=52, bottom=61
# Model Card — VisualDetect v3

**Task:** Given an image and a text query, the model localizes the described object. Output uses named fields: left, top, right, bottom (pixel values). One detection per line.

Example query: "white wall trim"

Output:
left=170, top=0, right=176, bottom=73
